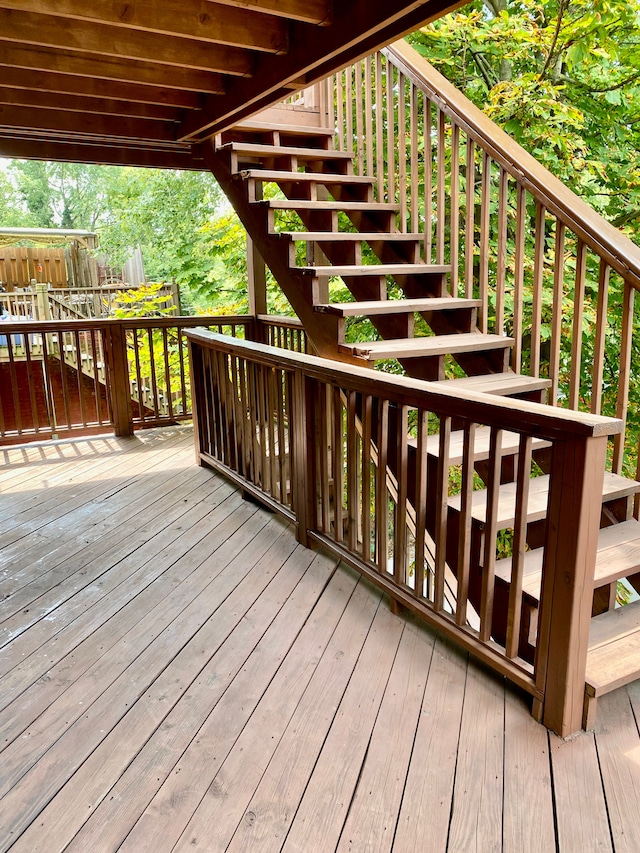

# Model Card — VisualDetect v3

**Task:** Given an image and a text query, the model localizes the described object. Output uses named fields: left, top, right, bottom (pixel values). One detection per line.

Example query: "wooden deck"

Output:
left=1, top=425, right=639, bottom=852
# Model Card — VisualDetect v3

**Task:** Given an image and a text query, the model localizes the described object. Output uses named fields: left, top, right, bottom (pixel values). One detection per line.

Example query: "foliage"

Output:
left=111, top=282, right=176, bottom=319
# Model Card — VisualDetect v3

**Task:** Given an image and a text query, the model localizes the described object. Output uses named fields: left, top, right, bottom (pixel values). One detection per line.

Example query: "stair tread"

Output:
left=223, top=142, right=353, bottom=159
left=586, top=600, right=640, bottom=696
left=239, top=169, right=373, bottom=184
left=340, top=332, right=513, bottom=361
left=302, top=263, right=449, bottom=277
left=315, top=297, right=481, bottom=317
left=411, top=425, right=550, bottom=466
left=259, top=200, right=399, bottom=212
left=495, top=518, right=640, bottom=600
left=280, top=231, right=424, bottom=241
left=448, top=471, right=640, bottom=529
left=431, top=373, right=552, bottom=396
left=235, top=119, right=335, bottom=136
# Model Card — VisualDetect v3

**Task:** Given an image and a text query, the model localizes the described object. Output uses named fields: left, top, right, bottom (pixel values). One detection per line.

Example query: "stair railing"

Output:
left=188, top=328, right=622, bottom=736
left=328, top=39, right=640, bottom=479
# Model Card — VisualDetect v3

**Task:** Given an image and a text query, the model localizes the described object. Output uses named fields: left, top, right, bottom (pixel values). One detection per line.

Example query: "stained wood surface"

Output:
left=0, top=425, right=637, bottom=851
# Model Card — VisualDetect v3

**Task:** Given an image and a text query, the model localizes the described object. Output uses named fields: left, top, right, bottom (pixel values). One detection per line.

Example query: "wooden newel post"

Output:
left=104, top=322, right=133, bottom=437
left=537, top=433, right=608, bottom=737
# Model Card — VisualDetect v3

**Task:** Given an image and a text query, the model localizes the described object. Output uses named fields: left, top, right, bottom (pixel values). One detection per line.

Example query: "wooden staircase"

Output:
left=204, top=118, right=640, bottom=731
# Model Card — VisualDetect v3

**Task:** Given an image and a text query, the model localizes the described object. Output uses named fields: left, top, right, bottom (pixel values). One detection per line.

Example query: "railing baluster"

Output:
left=456, top=422, right=476, bottom=627
left=591, top=260, right=610, bottom=416
left=436, top=109, right=446, bottom=267
left=361, top=393, right=373, bottom=564
left=613, top=280, right=634, bottom=474
left=464, top=136, right=475, bottom=300
left=549, top=222, right=566, bottom=406
left=495, top=167, right=508, bottom=335
left=478, top=151, right=491, bottom=331
left=506, top=435, right=533, bottom=659
left=568, top=239, right=587, bottom=408
left=398, top=71, right=408, bottom=233
left=347, top=390, right=359, bottom=553
left=394, top=404, right=409, bottom=586
left=480, top=427, right=503, bottom=642
left=434, top=416, right=451, bottom=611
left=512, top=184, right=526, bottom=374
left=414, top=408, right=429, bottom=600
left=376, top=399, right=390, bottom=575
left=530, top=202, right=546, bottom=378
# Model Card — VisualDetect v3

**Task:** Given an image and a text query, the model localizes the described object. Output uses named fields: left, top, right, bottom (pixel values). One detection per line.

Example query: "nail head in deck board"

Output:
left=550, top=732, right=613, bottom=852
left=594, top=689, right=640, bottom=853
left=393, top=636, right=468, bottom=852
left=335, top=618, right=435, bottom=853
left=109, top=549, right=336, bottom=853
left=447, top=661, right=504, bottom=853
left=503, top=688, right=555, bottom=853
left=173, top=566, right=365, bottom=853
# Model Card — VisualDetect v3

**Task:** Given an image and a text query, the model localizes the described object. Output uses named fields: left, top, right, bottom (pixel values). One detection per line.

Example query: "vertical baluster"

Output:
left=450, top=123, right=460, bottom=295
left=250, top=361, right=262, bottom=489
left=332, top=386, right=344, bottom=543
left=362, top=393, right=373, bottom=563
left=569, top=239, right=587, bottom=409
left=506, top=435, right=533, bottom=659
left=386, top=57, right=396, bottom=209
left=434, top=416, right=451, bottom=611
left=409, top=83, right=419, bottom=236
left=237, top=356, right=250, bottom=481
left=424, top=97, right=433, bottom=262
left=480, top=428, right=503, bottom=642
left=364, top=58, right=374, bottom=177
left=6, top=335, right=23, bottom=434
left=267, top=365, right=279, bottom=499
left=591, top=260, right=610, bottom=416
left=346, top=64, right=353, bottom=156
left=436, top=109, right=446, bottom=267
left=394, top=404, right=409, bottom=586
left=336, top=69, right=344, bottom=151
left=530, top=203, right=546, bottom=378
left=320, top=383, right=332, bottom=533
left=73, top=329, right=87, bottom=427
left=613, top=280, right=634, bottom=474
left=478, top=152, right=491, bottom=331
left=145, top=327, right=159, bottom=418
left=347, top=390, right=359, bottom=552
left=277, top=370, right=288, bottom=505
left=22, top=333, right=41, bottom=433
left=456, top=422, right=476, bottom=627
left=495, top=167, right=508, bottom=335
left=375, top=52, right=384, bottom=202
left=162, top=327, right=174, bottom=420
left=229, top=354, right=242, bottom=474
left=398, top=72, right=408, bottom=233
left=376, top=399, right=390, bottom=575
left=464, top=136, right=476, bottom=299
left=414, top=409, right=429, bottom=600
left=549, top=222, right=566, bottom=405
left=58, top=330, right=72, bottom=428
left=89, top=329, right=104, bottom=425
left=355, top=60, right=364, bottom=176
left=513, top=184, right=526, bottom=373
left=220, top=352, right=234, bottom=468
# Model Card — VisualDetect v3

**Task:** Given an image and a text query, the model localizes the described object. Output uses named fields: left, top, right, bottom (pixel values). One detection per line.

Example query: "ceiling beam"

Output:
left=0, top=66, right=205, bottom=109
left=0, top=137, right=205, bottom=170
left=0, top=9, right=254, bottom=75
left=0, top=88, right=183, bottom=122
left=209, top=0, right=332, bottom=25
left=0, top=105, right=178, bottom=142
left=179, top=0, right=461, bottom=139
left=0, top=45, right=227, bottom=93
left=0, top=1, right=289, bottom=54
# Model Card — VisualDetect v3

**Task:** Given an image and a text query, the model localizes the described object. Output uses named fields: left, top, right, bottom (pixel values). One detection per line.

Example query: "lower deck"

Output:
left=0, top=426, right=639, bottom=852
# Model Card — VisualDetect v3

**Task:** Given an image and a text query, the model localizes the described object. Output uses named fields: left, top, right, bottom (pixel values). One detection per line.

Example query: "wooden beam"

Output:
left=0, top=45, right=227, bottom=93
left=210, top=0, right=332, bottom=25
left=0, top=9, right=253, bottom=75
left=179, top=0, right=462, bottom=139
left=0, top=137, right=205, bottom=170
left=0, top=66, right=204, bottom=109
left=0, top=88, right=183, bottom=122
left=0, top=1, right=289, bottom=54
left=0, top=105, right=178, bottom=142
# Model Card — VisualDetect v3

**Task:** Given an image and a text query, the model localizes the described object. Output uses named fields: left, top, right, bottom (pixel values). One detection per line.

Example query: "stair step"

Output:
left=239, top=169, right=373, bottom=185
left=431, top=372, right=552, bottom=397
left=280, top=231, right=424, bottom=242
left=315, top=297, right=480, bottom=317
left=340, top=332, right=512, bottom=361
left=584, top=600, right=640, bottom=727
left=301, top=263, right=449, bottom=277
left=449, top=472, right=640, bottom=530
left=495, top=518, right=640, bottom=601
left=258, top=200, right=399, bottom=212
left=414, top=425, right=550, bottom=466
left=223, top=142, right=354, bottom=161
left=235, top=119, right=335, bottom=137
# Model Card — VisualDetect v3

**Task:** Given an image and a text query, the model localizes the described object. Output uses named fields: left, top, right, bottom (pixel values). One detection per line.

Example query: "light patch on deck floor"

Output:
left=1, top=425, right=639, bottom=852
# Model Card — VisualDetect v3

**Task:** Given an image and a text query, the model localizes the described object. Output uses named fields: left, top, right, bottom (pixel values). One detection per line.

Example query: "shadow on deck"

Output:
left=1, top=425, right=639, bottom=852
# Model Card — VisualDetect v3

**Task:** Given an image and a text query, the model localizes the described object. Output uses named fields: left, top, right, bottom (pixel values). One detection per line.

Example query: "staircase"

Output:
left=202, top=42, right=640, bottom=731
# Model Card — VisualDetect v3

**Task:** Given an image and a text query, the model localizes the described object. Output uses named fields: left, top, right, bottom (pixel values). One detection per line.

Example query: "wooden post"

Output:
left=104, top=322, right=133, bottom=437
left=187, top=336, right=204, bottom=466
left=536, top=434, right=608, bottom=737
left=35, top=281, right=50, bottom=320
left=290, top=369, right=312, bottom=547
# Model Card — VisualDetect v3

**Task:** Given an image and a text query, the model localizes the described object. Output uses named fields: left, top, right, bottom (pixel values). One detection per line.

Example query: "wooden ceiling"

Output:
left=0, top=0, right=459, bottom=170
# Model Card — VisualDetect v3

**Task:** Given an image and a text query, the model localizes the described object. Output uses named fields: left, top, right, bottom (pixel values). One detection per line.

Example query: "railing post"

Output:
left=104, top=321, right=133, bottom=437
left=290, top=368, right=312, bottom=547
left=35, top=281, right=50, bottom=320
left=536, top=433, right=608, bottom=737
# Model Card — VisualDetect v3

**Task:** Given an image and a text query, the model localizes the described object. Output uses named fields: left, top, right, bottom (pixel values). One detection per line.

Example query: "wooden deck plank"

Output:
left=503, top=688, right=555, bottom=852
left=393, top=636, right=468, bottom=852
left=550, top=731, right=613, bottom=852
left=447, top=661, right=505, bottom=853
left=594, top=688, right=640, bottom=853
left=335, top=617, right=436, bottom=853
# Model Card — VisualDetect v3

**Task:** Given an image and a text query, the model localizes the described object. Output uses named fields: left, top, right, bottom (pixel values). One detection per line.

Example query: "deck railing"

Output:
left=188, top=328, right=622, bottom=736
left=2, top=282, right=178, bottom=319
left=329, top=39, right=640, bottom=479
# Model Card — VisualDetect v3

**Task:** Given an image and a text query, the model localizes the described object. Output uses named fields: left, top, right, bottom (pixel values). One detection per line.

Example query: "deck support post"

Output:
left=104, top=322, right=133, bottom=437
left=536, top=434, right=607, bottom=737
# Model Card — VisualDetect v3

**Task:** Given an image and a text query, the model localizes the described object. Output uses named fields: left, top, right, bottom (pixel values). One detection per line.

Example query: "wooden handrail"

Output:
left=385, top=40, right=640, bottom=292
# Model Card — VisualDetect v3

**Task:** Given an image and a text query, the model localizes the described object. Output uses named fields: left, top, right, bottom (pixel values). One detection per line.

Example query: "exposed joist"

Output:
left=0, top=137, right=204, bottom=170
left=179, top=0, right=462, bottom=139
left=0, top=45, right=227, bottom=93
left=210, top=0, right=332, bottom=25
left=0, top=9, right=253, bottom=75
left=0, top=66, right=204, bottom=109
left=0, top=105, right=178, bottom=142
left=0, top=1, right=289, bottom=54
left=0, top=88, right=183, bottom=122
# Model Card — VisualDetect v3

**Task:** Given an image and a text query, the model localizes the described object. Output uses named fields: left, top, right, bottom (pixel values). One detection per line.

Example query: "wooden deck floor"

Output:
left=1, top=425, right=640, bottom=852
